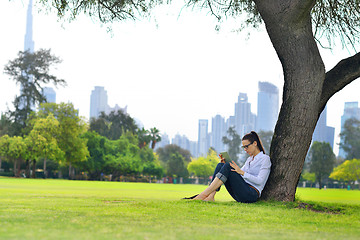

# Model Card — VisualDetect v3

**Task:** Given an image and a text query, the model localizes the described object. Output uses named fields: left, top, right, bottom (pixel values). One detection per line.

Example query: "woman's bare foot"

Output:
left=204, top=191, right=216, bottom=201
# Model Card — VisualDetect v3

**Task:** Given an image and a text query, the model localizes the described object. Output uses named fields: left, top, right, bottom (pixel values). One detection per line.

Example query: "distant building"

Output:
left=198, top=119, right=209, bottom=156
left=338, top=102, right=360, bottom=158
left=256, top=82, right=279, bottom=132
left=312, top=106, right=335, bottom=150
left=20, top=0, right=35, bottom=110
left=90, top=86, right=109, bottom=119
left=234, top=93, right=255, bottom=137
left=172, top=134, right=190, bottom=151
left=154, top=133, right=170, bottom=151
left=43, top=87, right=56, bottom=103
left=210, top=114, right=226, bottom=153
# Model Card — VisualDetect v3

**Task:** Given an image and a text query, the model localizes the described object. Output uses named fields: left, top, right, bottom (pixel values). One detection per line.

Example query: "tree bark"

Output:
left=43, top=157, right=47, bottom=179
left=31, top=160, right=36, bottom=178
left=255, top=0, right=325, bottom=201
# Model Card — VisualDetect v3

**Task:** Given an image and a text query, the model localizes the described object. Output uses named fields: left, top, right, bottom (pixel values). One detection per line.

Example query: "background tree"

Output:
left=136, top=128, right=151, bottom=149
left=222, top=126, right=241, bottom=161
left=330, top=159, right=360, bottom=189
left=339, top=118, right=360, bottom=160
left=27, top=114, right=64, bottom=178
left=36, top=102, right=89, bottom=179
left=89, top=110, right=138, bottom=140
left=149, top=127, right=161, bottom=150
left=4, top=49, right=65, bottom=136
left=308, top=141, right=335, bottom=189
left=0, top=135, right=10, bottom=171
left=0, top=114, right=12, bottom=137
left=188, top=148, right=219, bottom=178
left=156, top=144, right=191, bottom=177
left=8, top=136, right=27, bottom=177
left=39, top=0, right=360, bottom=201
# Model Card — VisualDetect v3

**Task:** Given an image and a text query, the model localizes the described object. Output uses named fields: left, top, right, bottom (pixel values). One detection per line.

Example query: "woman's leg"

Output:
left=193, top=177, right=223, bottom=200
left=215, top=162, right=259, bottom=203
left=193, top=163, right=224, bottom=200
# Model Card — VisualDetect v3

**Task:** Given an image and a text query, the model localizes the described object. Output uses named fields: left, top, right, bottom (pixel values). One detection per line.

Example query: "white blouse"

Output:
left=240, top=151, right=271, bottom=196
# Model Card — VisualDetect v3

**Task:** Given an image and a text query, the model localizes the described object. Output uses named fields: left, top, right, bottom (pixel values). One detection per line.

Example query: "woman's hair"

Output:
left=242, top=131, right=265, bottom=154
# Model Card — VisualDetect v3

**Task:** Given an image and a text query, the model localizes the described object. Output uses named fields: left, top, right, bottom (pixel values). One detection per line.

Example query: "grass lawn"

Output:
left=0, top=177, right=359, bottom=240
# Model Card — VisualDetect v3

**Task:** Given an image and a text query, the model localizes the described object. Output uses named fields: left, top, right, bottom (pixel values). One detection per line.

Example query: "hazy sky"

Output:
left=1, top=0, right=359, bottom=155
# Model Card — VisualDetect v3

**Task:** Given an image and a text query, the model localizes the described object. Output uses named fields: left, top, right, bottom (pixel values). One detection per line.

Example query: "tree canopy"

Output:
left=4, top=49, right=65, bottom=136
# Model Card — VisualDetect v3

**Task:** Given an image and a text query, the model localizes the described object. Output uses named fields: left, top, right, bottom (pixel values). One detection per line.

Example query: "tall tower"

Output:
left=211, top=114, right=226, bottom=153
left=198, top=119, right=209, bottom=157
left=90, top=86, right=110, bottom=119
left=256, top=82, right=279, bottom=132
left=24, top=0, right=34, bottom=53
left=234, top=93, right=255, bottom=137
left=20, top=0, right=35, bottom=110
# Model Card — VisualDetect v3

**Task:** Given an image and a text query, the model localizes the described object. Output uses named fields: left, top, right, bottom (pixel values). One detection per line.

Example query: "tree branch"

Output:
left=320, top=52, right=360, bottom=109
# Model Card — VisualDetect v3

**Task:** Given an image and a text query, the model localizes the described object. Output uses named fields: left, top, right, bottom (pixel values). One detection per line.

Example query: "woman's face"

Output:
left=242, top=140, right=257, bottom=156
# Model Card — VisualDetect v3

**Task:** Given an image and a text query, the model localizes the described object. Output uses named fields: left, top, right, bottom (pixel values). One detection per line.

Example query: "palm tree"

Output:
left=150, top=128, right=161, bottom=150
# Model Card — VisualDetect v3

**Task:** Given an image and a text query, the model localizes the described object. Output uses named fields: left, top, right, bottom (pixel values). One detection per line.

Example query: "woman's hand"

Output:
left=230, top=161, right=245, bottom=176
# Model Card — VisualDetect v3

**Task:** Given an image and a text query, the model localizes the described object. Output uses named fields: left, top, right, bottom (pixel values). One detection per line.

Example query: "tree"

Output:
left=330, top=159, right=360, bottom=189
left=339, top=118, right=360, bottom=160
left=0, top=113, right=12, bottom=137
left=90, top=110, right=138, bottom=140
left=149, top=127, right=161, bottom=150
left=8, top=136, right=27, bottom=177
left=4, top=49, right=65, bottom=136
left=136, top=128, right=151, bottom=149
left=222, top=126, right=241, bottom=161
left=26, top=114, right=64, bottom=178
left=36, top=102, right=89, bottom=179
left=188, top=148, right=219, bottom=178
left=0, top=135, right=10, bottom=171
left=156, top=144, right=191, bottom=177
left=308, top=142, right=335, bottom=189
left=39, top=0, right=360, bottom=201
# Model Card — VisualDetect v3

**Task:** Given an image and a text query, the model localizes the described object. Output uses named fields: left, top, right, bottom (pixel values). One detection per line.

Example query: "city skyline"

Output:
left=1, top=1, right=360, bottom=157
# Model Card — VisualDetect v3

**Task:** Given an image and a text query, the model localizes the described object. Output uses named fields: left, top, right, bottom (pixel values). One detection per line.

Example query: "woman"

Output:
left=190, top=131, right=271, bottom=203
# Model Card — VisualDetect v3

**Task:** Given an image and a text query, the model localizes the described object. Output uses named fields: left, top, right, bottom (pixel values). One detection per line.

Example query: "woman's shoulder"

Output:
left=258, top=152, right=271, bottom=164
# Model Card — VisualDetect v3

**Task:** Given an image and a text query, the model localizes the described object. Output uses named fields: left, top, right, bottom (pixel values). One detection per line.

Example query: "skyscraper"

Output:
left=338, top=102, right=360, bottom=158
left=210, top=114, right=226, bottom=153
left=198, top=119, right=209, bottom=156
left=20, top=0, right=35, bottom=110
left=24, top=0, right=34, bottom=53
left=257, top=82, right=279, bottom=132
left=90, top=86, right=109, bottom=119
left=43, top=87, right=56, bottom=103
left=312, top=106, right=335, bottom=150
left=234, top=93, right=255, bottom=137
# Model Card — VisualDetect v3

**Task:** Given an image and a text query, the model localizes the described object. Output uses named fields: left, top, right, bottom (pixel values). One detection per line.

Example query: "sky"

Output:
left=1, top=0, right=360, bottom=155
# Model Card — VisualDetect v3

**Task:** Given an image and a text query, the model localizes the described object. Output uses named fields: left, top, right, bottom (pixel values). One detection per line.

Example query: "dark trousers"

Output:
left=210, top=162, right=259, bottom=203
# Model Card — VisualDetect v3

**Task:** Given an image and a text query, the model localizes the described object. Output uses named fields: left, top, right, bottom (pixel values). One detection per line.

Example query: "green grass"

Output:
left=0, top=177, right=359, bottom=240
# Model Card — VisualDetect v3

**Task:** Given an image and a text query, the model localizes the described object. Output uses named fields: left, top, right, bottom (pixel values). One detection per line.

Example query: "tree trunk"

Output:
left=25, top=159, right=31, bottom=178
left=31, top=159, right=36, bottom=178
left=255, top=0, right=325, bottom=201
left=13, top=159, right=17, bottom=177
left=0, top=157, right=2, bottom=170
left=43, top=157, right=47, bottom=179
